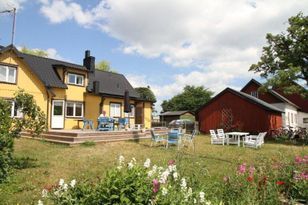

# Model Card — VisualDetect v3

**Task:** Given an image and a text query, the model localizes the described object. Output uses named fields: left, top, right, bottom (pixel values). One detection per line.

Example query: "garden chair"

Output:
left=210, top=129, right=225, bottom=145
left=166, top=129, right=183, bottom=150
left=183, top=130, right=196, bottom=151
left=97, top=117, right=114, bottom=131
left=243, top=132, right=266, bottom=149
left=118, top=118, right=128, bottom=130
left=150, top=129, right=166, bottom=147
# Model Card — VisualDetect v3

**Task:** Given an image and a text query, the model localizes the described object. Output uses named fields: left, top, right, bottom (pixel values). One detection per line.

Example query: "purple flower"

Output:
left=152, top=179, right=160, bottom=193
left=168, top=160, right=175, bottom=166
left=295, top=156, right=303, bottom=164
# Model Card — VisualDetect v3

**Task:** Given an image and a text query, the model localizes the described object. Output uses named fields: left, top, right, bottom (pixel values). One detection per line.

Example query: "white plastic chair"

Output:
left=183, top=130, right=196, bottom=151
left=210, top=129, right=225, bottom=145
left=243, top=132, right=266, bottom=149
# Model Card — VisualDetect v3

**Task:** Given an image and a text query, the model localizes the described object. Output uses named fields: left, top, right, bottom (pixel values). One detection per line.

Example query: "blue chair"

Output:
left=118, top=118, right=128, bottom=130
left=82, top=119, right=93, bottom=130
left=97, top=117, right=114, bottom=131
left=166, top=130, right=183, bottom=149
left=150, top=129, right=166, bottom=147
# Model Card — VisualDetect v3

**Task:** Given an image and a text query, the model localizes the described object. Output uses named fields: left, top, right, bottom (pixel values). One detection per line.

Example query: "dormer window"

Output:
left=68, top=73, right=84, bottom=86
left=251, top=91, right=258, bottom=98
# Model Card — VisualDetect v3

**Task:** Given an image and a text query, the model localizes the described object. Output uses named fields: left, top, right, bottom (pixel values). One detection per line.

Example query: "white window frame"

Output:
left=0, top=65, right=17, bottom=84
left=10, top=101, right=23, bottom=118
left=250, top=91, right=258, bottom=98
left=65, top=102, right=84, bottom=118
left=125, top=104, right=135, bottom=117
left=67, top=73, right=84, bottom=86
left=110, top=103, right=121, bottom=117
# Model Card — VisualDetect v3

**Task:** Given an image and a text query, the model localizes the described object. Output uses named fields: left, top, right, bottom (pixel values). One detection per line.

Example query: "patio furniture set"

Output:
left=150, top=128, right=196, bottom=150
left=82, top=117, right=143, bottom=131
left=210, top=129, right=266, bottom=149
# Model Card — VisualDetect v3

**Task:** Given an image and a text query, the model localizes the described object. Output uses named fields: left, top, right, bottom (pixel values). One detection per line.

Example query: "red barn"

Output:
left=197, top=88, right=283, bottom=134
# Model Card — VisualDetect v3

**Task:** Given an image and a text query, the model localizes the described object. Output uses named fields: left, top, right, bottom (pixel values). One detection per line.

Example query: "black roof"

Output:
left=197, top=87, right=284, bottom=113
left=160, top=110, right=193, bottom=116
left=0, top=45, right=87, bottom=89
left=88, top=70, right=140, bottom=98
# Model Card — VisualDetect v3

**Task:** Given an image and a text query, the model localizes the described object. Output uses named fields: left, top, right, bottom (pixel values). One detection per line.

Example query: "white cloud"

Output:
left=16, top=0, right=308, bottom=111
left=0, top=0, right=26, bottom=11
left=17, top=46, right=67, bottom=61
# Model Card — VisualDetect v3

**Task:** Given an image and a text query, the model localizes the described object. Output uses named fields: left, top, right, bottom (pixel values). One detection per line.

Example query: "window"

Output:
left=67, top=73, right=84, bottom=86
left=0, top=65, right=16, bottom=83
left=110, top=103, right=121, bottom=117
left=125, top=105, right=135, bottom=117
left=10, top=101, right=23, bottom=118
left=303, top=118, right=308, bottom=123
left=250, top=91, right=258, bottom=98
left=66, top=102, right=83, bottom=117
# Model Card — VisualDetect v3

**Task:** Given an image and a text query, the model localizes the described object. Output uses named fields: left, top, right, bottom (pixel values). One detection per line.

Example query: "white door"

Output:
left=51, top=100, right=64, bottom=129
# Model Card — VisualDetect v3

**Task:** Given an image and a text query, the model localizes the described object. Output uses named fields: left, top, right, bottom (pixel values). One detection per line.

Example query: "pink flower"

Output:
left=238, top=163, right=246, bottom=174
left=168, top=160, right=175, bottom=166
left=295, top=156, right=303, bottom=164
left=152, top=179, right=160, bottom=193
left=249, top=166, right=255, bottom=176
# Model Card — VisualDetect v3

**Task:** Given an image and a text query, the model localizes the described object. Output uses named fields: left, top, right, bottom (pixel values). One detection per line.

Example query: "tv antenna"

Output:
left=0, top=8, right=17, bottom=45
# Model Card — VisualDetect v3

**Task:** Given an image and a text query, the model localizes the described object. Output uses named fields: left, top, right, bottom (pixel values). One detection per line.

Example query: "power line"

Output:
left=0, top=8, right=17, bottom=45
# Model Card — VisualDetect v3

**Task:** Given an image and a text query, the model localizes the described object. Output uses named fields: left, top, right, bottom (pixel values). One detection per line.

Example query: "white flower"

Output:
left=173, top=172, right=178, bottom=181
left=132, top=157, right=136, bottom=163
left=162, top=187, right=168, bottom=196
left=199, top=191, right=205, bottom=203
left=128, top=162, right=134, bottom=169
left=180, top=178, right=187, bottom=191
left=63, top=183, right=68, bottom=191
left=119, top=155, right=125, bottom=163
left=168, top=165, right=177, bottom=172
left=159, top=169, right=170, bottom=184
left=184, top=187, right=192, bottom=201
left=70, top=179, right=76, bottom=188
left=41, top=189, right=48, bottom=198
left=144, top=158, right=151, bottom=168
left=205, top=201, right=212, bottom=205
left=59, top=179, right=64, bottom=187
left=194, top=198, right=197, bottom=204
left=38, top=200, right=43, bottom=205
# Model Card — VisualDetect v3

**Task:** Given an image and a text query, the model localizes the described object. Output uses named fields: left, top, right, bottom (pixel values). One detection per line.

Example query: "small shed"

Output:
left=160, top=111, right=195, bottom=125
left=197, top=88, right=283, bottom=134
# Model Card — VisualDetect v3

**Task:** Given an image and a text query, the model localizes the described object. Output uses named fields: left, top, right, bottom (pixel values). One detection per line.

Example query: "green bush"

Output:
left=39, top=157, right=209, bottom=205
left=0, top=99, right=15, bottom=182
left=0, top=90, right=46, bottom=183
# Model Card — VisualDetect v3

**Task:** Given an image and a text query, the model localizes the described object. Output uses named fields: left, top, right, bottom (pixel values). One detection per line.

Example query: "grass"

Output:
left=0, top=135, right=307, bottom=204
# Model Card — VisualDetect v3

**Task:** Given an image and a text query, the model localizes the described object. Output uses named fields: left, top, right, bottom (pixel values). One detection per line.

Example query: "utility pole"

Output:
left=0, top=8, right=17, bottom=45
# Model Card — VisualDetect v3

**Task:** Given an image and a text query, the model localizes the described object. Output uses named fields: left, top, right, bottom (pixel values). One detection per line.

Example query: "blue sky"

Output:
left=0, top=0, right=307, bottom=112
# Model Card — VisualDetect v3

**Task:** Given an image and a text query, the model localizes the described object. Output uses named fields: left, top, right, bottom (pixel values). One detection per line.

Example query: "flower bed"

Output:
left=38, top=155, right=307, bottom=205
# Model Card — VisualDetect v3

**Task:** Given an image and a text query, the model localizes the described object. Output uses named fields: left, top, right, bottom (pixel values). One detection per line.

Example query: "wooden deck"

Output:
left=21, top=128, right=168, bottom=145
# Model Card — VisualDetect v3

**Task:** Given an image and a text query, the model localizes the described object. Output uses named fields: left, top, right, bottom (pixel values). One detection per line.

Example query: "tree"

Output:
left=135, top=86, right=156, bottom=103
left=249, top=12, right=308, bottom=97
left=161, top=85, right=213, bottom=113
left=20, top=46, right=48, bottom=57
left=0, top=89, right=46, bottom=182
left=96, top=60, right=117, bottom=73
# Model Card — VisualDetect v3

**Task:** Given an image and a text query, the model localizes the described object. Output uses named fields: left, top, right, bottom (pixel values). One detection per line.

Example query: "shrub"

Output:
left=0, top=99, right=16, bottom=182
left=0, top=90, right=46, bottom=183
left=39, top=157, right=210, bottom=205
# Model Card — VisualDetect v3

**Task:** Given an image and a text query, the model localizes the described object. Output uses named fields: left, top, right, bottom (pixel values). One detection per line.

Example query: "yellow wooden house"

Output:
left=0, top=45, right=153, bottom=130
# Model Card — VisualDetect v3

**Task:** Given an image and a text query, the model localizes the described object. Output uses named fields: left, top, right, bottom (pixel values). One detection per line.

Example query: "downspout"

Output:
left=99, top=96, right=105, bottom=114
left=46, top=87, right=56, bottom=130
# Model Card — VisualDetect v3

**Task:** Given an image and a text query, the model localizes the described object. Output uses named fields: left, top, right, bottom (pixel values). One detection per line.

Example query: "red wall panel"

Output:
left=198, top=91, right=282, bottom=134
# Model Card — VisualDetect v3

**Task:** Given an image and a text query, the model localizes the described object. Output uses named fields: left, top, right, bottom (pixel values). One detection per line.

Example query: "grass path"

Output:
left=0, top=135, right=307, bottom=204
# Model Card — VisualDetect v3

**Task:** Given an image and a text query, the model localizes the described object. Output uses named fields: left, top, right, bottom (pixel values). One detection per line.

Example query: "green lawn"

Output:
left=0, top=135, right=307, bottom=204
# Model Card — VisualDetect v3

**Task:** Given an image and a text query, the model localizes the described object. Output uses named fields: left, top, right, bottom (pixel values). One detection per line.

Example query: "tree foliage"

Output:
left=20, top=46, right=48, bottom=57
left=135, top=86, right=156, bottom=103
left=161, top=85, right=213, bottom=113
left=96, top=60, right=117, bottom=73
left=0, top=90, right=46, bottom=182
left=249, top=12, right=308, bottom=97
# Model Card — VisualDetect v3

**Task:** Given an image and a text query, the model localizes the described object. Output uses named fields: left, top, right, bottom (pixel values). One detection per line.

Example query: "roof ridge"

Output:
left=95, top=69, right=123, bottom=76
left=19, top=51, right=84, bottom=68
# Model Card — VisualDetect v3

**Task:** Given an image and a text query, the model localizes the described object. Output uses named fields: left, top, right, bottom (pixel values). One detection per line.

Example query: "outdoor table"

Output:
left=225, top=132, right=249, bottom=147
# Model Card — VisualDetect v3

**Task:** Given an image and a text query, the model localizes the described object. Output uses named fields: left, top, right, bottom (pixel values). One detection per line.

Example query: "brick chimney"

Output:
left=83, top=50, right=95, bottom=73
